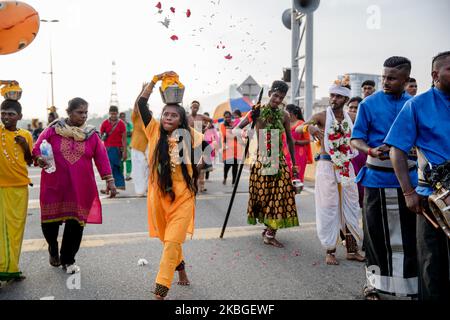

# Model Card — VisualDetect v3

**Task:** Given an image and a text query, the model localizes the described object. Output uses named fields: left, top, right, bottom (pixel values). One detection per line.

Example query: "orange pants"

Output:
left=156, top=241, right=184, bottom=289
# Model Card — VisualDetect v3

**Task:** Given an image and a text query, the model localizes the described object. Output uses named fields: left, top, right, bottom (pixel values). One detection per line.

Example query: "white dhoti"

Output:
left=131, top=148, right=149, bottom=196
left=314, top=160, right=362, bottom=251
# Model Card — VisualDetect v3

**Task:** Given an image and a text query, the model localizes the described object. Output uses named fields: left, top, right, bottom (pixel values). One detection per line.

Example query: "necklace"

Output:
left=0, top=124, right=20, bottom=164
left=168, top=137, right=179, bottom=174
left=259, top=105, right=285, bottom=176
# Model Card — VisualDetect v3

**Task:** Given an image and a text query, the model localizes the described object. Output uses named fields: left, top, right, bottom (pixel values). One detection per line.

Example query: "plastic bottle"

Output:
left=40, top=139, right=56, bottom=173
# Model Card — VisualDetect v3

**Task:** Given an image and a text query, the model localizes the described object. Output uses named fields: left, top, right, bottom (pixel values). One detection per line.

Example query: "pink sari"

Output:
left=284, top=120, right=312, bottom=182
left=32, top=127, right=112, bottom=225
left=204, top=127, right=219, bottom=161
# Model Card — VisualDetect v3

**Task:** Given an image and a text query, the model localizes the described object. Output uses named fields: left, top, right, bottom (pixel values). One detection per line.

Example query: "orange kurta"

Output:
left=220, top=122, right=243, bottom=161
left=144, top=118, right=203, bottom=243
left=131, top=111, right=149, bottom=152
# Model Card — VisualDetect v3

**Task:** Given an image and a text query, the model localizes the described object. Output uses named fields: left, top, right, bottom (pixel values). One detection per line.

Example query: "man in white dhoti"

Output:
left=297, top=76, right=365, bottom=265
left=131, top=84, right=150, bottom=197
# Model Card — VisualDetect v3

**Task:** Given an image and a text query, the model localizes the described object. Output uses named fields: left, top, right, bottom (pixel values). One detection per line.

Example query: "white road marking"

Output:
left=27, top=189, right=313, bottom=210
left=21, top=224, right=318, bottom=252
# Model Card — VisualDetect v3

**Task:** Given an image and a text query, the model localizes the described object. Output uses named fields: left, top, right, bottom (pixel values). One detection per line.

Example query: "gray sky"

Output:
left=1, top=0, right=449, bottom=120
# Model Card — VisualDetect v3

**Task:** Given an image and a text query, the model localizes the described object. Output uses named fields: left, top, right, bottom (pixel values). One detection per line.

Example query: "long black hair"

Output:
left=285, top=104, right=304, bottom=121
left=152, top=104, right=199, bottom=202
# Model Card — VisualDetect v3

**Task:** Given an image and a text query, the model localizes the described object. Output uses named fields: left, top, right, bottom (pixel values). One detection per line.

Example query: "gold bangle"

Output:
left=303, top=125, right=309, bottom=134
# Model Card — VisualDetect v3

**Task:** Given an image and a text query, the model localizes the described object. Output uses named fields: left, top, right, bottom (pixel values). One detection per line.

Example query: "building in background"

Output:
left=282, top=67, right=318, bottom=113
left=312, top=97, right=330, bottom=114
left=285, top=81, right=318, bottom=111
left=338, top=73, right=382, bottom=97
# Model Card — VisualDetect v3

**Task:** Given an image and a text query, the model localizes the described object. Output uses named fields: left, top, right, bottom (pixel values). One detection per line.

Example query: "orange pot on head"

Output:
left=0, top=1, right=40, bottom=55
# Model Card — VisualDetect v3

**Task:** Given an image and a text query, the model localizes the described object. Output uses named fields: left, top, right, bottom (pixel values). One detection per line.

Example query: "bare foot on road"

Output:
left=326, top=253, right=339, bottom=265
left=178, top=269, right=190, bottom=286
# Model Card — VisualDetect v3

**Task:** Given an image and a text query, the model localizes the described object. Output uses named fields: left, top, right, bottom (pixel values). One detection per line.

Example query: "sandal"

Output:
left=5, top=275, right=26, bottom=284
left=263, top=236, right=284, bottom=248
left=63, top=264, right=80, bottom=274
left=363, top=285, right=380, bottom=300
left=49, top=254, right=61, bottom=267
left=346, top=252, right=366, bottom=262
left=261, top=228, right=268, bottom=238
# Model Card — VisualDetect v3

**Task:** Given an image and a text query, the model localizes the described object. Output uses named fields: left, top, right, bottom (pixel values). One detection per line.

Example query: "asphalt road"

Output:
left=0, top=165, right=371, bottom=300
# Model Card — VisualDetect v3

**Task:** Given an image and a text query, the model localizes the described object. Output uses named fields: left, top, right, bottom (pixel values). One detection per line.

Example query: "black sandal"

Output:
left=49, top=255, right=61, bottom=267
left=262, top=228, right=268, bottom=238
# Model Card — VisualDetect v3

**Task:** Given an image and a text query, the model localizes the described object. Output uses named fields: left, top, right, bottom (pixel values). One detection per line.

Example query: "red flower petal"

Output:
left=170, top=7, right=176, bottom=13
left=224, top=54, right=233, bottom=60
left=170, top=35, right=179, bottom=41
left=156, top=2, right=162, bottom=9
left=186, top=9, right=191, bottom=17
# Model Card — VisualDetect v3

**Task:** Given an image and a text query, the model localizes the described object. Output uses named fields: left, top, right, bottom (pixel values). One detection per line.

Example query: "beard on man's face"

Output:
left=330, top=100, right=346, bottom=110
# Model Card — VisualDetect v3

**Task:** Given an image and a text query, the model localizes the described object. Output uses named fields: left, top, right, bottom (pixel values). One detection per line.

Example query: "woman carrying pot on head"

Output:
left=33, top=98, right=116, bottom=274
left=137, top=71, right=204, bottom=300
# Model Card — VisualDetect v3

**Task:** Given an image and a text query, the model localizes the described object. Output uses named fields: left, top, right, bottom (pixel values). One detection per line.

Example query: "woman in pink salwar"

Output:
left=203, top=119, right=219, bottom=182
left=33, top=98, right=117, bottom=274
left=284, top=105, right=313, bottom=182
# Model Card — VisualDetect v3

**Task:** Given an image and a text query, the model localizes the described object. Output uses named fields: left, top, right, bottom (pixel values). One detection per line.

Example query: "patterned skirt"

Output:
left=247, top=158, right=299, bottom=230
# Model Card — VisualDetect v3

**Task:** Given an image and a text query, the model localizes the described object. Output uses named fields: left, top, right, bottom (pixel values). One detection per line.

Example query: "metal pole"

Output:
left=41, top=19, right=59, bottom=109
left=304, top=13, right=314, bottom=120
left=291, top=1, right=300, bottom=106
left=220, top=89, right=264, bottom=238
left=50, top=42, right=55, bottom=107
left=220, top=119, right=258, bottom=239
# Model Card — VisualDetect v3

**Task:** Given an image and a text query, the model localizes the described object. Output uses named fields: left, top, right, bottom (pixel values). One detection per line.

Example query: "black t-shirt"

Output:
left=32, top=128, right=44, bottom=141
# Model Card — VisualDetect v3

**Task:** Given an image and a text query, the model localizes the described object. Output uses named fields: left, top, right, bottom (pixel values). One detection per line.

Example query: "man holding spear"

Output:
left=228, top=80, right=299, bottom=248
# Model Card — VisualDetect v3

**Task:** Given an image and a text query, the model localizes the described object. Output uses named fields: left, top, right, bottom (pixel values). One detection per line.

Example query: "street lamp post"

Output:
left=40, top=19, right=59, bottom=109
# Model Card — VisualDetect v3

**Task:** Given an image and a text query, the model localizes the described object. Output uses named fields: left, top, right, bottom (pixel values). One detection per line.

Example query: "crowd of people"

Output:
left=0, top=52, right=449, bottom=301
